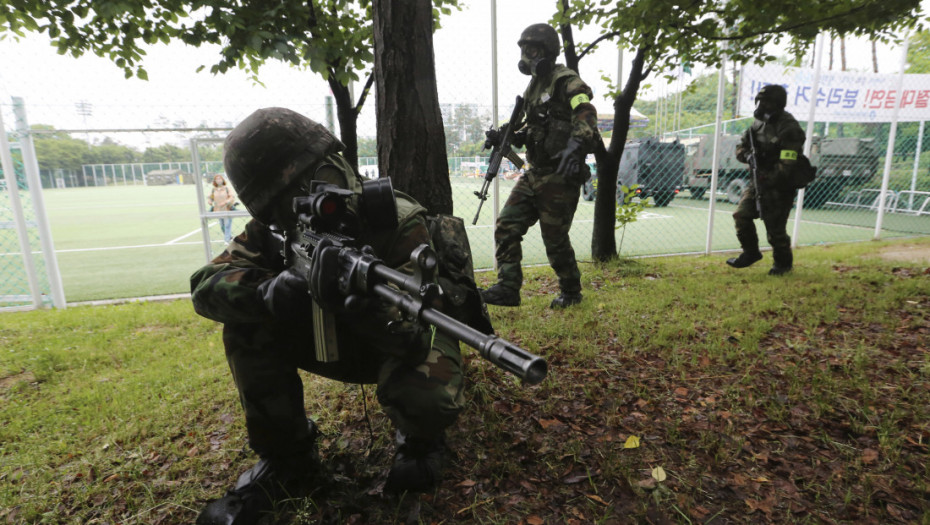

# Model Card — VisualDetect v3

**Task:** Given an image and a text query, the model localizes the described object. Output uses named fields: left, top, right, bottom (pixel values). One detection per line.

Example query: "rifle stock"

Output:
left=473, top=95, right=525, bottom=225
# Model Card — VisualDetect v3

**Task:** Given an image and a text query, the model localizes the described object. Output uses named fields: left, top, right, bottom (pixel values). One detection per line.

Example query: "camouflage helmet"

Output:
left=224, top=107, right=345, bottom=224
left=517, top=23, right=560, bottom=59
left=755, top=84, right=788, bottom=110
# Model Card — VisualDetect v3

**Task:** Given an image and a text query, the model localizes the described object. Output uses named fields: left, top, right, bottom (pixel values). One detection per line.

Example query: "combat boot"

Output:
left=550, top=292, right=583, bottom=309
left=726, top=250, right=763, bottom=268
left=384, top=431, right=447, bottom=493
left=769, top=249, right=793, bottom=276
left=480, top=283, right=521, bottom=307
left=197, top=421, right=319, bottom=525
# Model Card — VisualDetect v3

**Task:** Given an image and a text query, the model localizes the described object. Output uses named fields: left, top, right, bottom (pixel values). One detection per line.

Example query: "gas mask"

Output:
left=518, top=44, right=553, bottom=77
left=753, top=98, right=780, bottom=122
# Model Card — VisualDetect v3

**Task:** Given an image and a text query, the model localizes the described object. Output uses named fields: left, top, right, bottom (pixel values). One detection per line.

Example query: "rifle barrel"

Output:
left=371, top=281, right=547, bottom=384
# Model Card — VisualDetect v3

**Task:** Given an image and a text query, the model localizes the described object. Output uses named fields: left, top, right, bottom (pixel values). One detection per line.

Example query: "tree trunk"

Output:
left=328, top=79, right=359, bottom=175
left=558, top=1, right=580, bottom=72
left=372, top=0, right=452, bottom=215
left=591, top=47, right=647, bottom=262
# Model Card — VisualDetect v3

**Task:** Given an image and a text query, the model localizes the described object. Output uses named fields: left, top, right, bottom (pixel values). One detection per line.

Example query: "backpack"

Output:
left=425, top=214, right=494, bottom=335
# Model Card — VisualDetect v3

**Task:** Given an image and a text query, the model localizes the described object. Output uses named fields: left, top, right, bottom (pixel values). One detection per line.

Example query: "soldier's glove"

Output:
left=553, top=137, right=584, bottom=182
left=735, top=146, right=749, bottom=164
left=512, top=129, right=527, bottom=149
left=307, top=238, right=346, bottom=311
left=256, top=268, right=312, bottom=319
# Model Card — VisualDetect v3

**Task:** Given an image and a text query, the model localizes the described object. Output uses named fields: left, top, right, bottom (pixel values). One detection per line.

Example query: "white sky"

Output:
left=0, top=0, right=913, bottom=149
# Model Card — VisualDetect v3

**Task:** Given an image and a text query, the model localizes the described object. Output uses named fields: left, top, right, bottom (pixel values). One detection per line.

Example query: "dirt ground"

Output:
left=877, top=242, right=930, bottom=264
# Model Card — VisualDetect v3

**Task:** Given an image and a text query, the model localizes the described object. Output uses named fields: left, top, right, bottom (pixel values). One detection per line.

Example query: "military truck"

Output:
left=685, top=134, right=880, bottom=208
left=582, top=137, right=684, bottom=207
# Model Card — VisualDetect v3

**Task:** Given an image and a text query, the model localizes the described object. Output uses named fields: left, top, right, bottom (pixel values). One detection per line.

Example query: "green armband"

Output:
left=780, top=150, right=798, bottom=161
left=570, top=93, right=590, bottom=109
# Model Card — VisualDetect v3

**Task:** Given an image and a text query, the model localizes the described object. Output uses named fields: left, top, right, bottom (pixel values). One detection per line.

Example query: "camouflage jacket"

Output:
left=522, top=64, right=599, bottom=169
left=736, top=111, right=806, bottom=189
left=190, top=192, right=431, bottom=327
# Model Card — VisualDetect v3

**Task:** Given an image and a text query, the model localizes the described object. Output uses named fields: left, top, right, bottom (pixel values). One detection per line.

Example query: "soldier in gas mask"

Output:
left=729, top=84, right=808, bottom=275
left=480, top=23, right=600, bottom=309
left=190, top=108, right=466, bottom=524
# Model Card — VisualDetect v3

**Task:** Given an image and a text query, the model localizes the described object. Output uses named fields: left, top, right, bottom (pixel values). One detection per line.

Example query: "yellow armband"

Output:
left=780, top=150, right=798, bottom=161
left=570, top=93, right=590, bottom=109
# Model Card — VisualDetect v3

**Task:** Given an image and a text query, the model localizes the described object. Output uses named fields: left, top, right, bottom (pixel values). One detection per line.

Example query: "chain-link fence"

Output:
left=1, top=28, right=927, bottom=308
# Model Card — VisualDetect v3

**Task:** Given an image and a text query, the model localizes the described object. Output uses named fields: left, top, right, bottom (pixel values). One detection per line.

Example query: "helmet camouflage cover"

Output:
left=224, top=107, right=346, bottom=224
left=755, top=84, right=788, bottom=110
left=517, top=23, right=560, bottom=59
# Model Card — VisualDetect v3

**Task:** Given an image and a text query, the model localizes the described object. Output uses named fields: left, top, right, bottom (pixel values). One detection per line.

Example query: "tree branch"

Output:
left=355, top=72, right=375, bottom=115
left=578, top=30, right=622, bottom=61
left=695, top=4, right=906, bottom=43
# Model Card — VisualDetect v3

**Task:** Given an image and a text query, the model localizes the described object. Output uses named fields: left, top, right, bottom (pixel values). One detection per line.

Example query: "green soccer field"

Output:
left=3, top=180, right=926, bottom=304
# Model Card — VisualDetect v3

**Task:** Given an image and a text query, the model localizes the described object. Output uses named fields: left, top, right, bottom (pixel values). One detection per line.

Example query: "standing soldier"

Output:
left=480, top=23, right=600, bottom=309
left=728, top=84, right=807, bottom=276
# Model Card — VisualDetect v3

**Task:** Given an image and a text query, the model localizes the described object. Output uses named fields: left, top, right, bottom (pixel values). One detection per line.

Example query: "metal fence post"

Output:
left=874, top=35, right=910, bottom=239
left=792, top=32, right=825, bottom=248
left=0, top=105, right=43, bottom=308
left=12, top=97, right=66, bottom=308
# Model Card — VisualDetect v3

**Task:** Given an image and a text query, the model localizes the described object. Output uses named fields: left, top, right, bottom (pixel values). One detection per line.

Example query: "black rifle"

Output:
left=286, top=179, right=547, bottom=385
left=473, top=95, right=526, bottom=225
left=747, top=126, right=763, bottom=216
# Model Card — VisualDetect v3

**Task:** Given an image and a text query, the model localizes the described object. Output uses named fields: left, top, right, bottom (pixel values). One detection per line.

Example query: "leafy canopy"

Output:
left=556, top=0, right=926, bottom=87
left=0, top=0, right=455, bottom=85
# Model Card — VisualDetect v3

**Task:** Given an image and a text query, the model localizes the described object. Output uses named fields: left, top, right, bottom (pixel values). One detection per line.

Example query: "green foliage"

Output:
left=0, top=0, right=461, bottom=88
left=0, top=0, right=462, bottom=173
left=614, top=184, right=651, bottom=255
left=906, top=30, right=930, bottom=73
left=559, top=0, right=924, bottom=80
left=26, top=124, right=220, bottom=173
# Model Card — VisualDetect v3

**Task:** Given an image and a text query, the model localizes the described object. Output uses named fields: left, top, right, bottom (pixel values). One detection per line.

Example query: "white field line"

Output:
left=0, top=222, right=224, bottom=256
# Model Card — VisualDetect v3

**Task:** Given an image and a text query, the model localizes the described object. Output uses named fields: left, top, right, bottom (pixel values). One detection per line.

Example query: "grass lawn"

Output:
left=1, top=237, right=928, bottom=524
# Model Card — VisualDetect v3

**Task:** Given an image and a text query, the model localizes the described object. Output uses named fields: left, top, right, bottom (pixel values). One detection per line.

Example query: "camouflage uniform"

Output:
left=494, top=64, right=599, bottom=294
left=733, top=111, right=806, bottom=270
left=190, top=154, right=465, bottom=457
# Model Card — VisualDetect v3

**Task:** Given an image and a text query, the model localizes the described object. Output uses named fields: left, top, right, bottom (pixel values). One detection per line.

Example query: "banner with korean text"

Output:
left=739, top=63, right=930, bottom=123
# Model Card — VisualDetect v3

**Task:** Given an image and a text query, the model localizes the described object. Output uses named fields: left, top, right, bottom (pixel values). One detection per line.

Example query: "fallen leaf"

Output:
left=623, top=435, right=641, bottom=449
left=537, top=418, right=563, bottom=430
left=651, top=466, right=667, bottom=482
left=563, top=473, right=589, bottom=484
left=586, top=494, right=609, bottom=505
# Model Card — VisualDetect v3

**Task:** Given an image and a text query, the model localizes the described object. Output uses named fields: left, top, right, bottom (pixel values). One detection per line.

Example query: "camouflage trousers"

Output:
left=222, top=319, right=464, bottom=459
left=733, top=182, right=798, bottom=265
left=493, top=167, right=582, bottom=293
